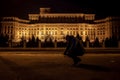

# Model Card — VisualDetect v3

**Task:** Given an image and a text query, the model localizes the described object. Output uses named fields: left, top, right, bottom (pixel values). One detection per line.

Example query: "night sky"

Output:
left=0, top=0, right=120, bottom=19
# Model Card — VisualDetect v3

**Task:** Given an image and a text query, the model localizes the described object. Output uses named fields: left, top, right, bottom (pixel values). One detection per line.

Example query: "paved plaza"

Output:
left=0, top=52, right=120, bottom=80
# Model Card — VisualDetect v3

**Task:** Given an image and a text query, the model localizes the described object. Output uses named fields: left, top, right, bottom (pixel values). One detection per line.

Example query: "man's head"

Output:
left=66, top=35, right=74, bottom=42
left=65, top=35, right=70, bottom=41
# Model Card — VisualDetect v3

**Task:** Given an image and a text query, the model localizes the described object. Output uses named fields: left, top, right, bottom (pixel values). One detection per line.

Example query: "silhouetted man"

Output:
left=64, top=35, right=85, bottom=65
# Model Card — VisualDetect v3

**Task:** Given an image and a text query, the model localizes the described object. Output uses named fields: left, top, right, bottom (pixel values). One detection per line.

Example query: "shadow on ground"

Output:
left=0, top=56, right=51, bottom=80
left=76, top=63, right=111, bottom=72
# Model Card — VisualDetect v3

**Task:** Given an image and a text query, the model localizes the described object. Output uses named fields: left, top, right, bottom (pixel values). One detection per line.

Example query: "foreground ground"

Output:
left=0, top=52, right=120, bottom=80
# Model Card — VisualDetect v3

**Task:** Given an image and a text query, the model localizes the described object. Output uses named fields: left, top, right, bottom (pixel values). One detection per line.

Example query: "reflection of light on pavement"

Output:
left=0, top=52, right=63, bottom=57
left=110, top=58, right=116, bottom=63
left=110, top=60, right=115, bottom=63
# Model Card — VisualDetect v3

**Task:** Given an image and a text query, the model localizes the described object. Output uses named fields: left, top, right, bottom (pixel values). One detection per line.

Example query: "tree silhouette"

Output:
left=111, top=35, right=118, bottom=47
left=19, top=36, right=26, bottom=47
left=76, top=33, right=82, bottom=40
left=105, top=37, right=110, bottom=47
left=84, top=36, right=90, bottom=47
left=94, top=37, right=100, bottom=47
left=27, top=35, right=37, bottom=47
left=36, top=37, right=40, bottom=47
left=0, top=34, right=9, bottom=47
left=44, top=35, right=54, bottom=47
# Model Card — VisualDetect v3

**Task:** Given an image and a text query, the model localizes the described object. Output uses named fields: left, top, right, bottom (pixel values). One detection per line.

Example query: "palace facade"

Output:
left=0, top=8, right=120, bottom=42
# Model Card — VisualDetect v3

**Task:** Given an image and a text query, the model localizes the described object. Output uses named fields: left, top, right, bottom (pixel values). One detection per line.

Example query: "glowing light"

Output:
left=83, top=30, right=85, bottom=35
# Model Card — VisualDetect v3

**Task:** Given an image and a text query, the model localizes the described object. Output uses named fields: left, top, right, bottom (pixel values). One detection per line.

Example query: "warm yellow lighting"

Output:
left=1, top=8, right=119, bottom=43
left=50, top=31, right=53, bottom=35
left=83, top=30, right=85, bottom=35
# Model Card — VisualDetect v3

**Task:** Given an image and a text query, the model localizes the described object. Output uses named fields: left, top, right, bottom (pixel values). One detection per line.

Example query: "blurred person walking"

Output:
left=64, top=35, right=85, bottom=65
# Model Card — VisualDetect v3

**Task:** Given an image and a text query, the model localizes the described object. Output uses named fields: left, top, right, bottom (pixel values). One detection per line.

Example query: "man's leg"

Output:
left=67, top=54, right=81, bottom=65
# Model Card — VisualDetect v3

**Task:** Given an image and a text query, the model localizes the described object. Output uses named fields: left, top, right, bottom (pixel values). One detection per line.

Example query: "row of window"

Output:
left=3, top=25, right=105, bottom=30
left=18, top=30, right=105, bottom=36
left=16, top=27, right=102, bottom=31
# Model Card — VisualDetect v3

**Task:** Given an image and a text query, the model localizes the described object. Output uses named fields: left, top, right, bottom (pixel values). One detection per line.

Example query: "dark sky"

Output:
left=0, top=0, right=120, bottom=19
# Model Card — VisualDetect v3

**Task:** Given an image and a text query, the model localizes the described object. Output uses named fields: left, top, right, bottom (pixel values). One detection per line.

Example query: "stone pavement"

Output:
left=0, top=52, right=120, bottom=80
left=0, top=47, right=120, bottom=53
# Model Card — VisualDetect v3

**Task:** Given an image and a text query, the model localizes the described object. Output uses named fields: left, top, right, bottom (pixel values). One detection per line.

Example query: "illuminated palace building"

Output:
left=0, top=8, right=120, bottom=42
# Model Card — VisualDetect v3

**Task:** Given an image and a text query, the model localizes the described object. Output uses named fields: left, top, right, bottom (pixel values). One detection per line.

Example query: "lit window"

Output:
left=55, top=31, right=57, bottom=35
left=81, top=31, right=83, bottom=35
left=61, top=31, right=64, bottom=35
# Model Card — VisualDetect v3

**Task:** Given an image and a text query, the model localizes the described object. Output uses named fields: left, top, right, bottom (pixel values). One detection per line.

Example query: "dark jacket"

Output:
left=64, top=36, right=85, bottom=56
